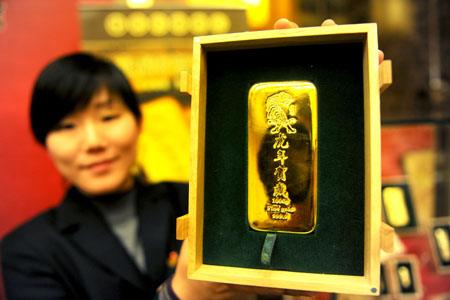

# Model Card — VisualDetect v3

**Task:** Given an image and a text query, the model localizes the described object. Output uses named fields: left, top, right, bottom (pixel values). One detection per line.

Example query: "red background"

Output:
left=0, top=0, right=81, bottom=240
left=381, top=124, right=436, bottom=179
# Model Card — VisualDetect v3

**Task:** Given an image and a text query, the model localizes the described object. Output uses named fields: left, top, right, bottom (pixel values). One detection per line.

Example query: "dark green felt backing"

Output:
left=203, top=42, right=365, bottom=276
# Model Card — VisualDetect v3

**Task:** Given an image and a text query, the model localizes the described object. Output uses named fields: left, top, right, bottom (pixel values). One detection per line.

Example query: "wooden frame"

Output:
left=180, top=24, right=392, bottom=295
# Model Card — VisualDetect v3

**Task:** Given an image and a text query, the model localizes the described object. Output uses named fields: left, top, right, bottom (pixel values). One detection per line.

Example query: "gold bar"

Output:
left=248, top=81, right=317, bottom=234
left=398, top=265, right=412, bottom=289
left=434, top=227, right=450, bottom=262
left=382, top=187, right=410, bottom=227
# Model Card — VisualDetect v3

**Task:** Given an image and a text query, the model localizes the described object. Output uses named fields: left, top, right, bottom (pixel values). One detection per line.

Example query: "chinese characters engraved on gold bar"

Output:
left=248, top=81, right=317, bottom=234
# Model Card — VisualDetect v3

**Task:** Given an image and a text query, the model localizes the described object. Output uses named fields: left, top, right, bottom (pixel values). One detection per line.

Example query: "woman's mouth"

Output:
left=83, top=158, right=117, bottom=174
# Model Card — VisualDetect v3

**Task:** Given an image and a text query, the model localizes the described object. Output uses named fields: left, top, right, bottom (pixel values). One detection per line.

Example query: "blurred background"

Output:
left=0, top=0, right=449, bottom=299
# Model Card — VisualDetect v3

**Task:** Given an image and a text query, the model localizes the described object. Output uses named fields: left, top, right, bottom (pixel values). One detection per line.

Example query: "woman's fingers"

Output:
left=378, top=49, right=385, bottom=65
left=321, top=19, right=337, bottom=26
left=274, top=18, right=299, bottom=29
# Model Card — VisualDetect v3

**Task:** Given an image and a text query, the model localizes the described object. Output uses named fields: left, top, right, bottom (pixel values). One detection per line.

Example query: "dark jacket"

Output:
left=0, top=180, right=188, bottom=300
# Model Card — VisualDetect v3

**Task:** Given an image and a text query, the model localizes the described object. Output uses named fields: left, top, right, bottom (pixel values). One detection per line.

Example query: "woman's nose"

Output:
left=82, top=122, right=106, bottom=152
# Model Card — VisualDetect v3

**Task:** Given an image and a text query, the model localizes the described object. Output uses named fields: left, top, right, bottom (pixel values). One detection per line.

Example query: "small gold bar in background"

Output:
left=248, top=81, right=317, bottom=234
left=434, top=227, right=450, bottom=262
left=382, top=187, right=410, bottom=227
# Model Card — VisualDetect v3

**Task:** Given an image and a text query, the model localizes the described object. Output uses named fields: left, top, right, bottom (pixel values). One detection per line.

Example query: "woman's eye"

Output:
left=53, top=123, right=75, bottom=131
left=102, top=115, right=120, bottom=122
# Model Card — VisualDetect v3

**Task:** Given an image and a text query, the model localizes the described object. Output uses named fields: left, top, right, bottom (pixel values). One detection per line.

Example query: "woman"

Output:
left=1, top=52, right=194, bottom=300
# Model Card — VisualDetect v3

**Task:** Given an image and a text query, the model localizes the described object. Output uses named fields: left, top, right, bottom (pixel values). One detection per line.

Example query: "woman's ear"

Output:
left=136, top=117, right=143, bottom=134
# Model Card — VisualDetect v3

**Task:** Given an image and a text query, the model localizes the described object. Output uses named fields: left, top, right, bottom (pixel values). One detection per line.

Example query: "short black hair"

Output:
left=30, top=52, right=142, bottom=145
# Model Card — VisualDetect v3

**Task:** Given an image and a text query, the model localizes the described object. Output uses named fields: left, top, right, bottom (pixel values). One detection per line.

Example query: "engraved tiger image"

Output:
left=266, top=91, right=297, bottom=134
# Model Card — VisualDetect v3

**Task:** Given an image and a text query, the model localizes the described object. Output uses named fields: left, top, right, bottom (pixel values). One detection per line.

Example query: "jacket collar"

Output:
left=54, top=182, right=153, bottom=292
left=136, top=183, right=173, bottom=283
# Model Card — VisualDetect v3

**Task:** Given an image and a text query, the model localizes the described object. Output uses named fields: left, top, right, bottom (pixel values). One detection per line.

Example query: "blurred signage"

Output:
left=80, top=6, right=247, bottom=42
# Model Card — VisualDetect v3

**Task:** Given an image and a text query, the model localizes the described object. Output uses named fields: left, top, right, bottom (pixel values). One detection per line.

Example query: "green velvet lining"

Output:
left=203, top=43, right=365, bottom=276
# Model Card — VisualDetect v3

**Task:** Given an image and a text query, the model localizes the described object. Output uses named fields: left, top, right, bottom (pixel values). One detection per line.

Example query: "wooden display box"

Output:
left=178, top=24, right=393, bottom=295
left=385, top=255, right=423, bottom=299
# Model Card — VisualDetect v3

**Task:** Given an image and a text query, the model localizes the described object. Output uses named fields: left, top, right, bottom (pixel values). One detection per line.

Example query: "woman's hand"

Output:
left=273, top=18, right=385, bottom=65
left=171, top=240, right=253, bottom=300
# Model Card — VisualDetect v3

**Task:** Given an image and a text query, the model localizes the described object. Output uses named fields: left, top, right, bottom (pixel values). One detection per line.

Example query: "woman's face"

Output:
left=45, top=87, right=140, bottom=196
